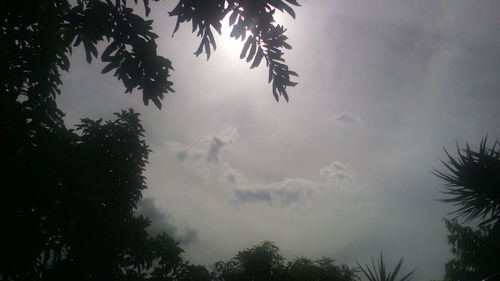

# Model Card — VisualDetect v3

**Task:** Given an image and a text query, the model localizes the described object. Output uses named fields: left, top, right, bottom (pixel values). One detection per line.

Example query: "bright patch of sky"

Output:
left=59, top=1, right=500, bottom=280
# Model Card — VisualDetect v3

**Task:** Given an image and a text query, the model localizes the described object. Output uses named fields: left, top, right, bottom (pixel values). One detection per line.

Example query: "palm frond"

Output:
left=433, top=137, right=500, bottom=225
left=356, top=254, right=415, bottom=281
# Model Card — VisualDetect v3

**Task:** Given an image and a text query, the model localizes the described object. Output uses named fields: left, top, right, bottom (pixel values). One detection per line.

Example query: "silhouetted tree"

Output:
left=443, top=219, right=500, bottom=281
left=212, top=242, right=357, bottom=281
left=1, top=1, right=301, bottom=280
left=434, top=138, right=500, bottom=227
left=1, top=0, right=300, bottom=111
left=434, top=138, right=500, bottom=281
left=213, top=241, right=286, bottom=281
left=1, top=109, right=211, bottom=281
left=287, top=257, right=357, bottom=281
left=356, top=254, right=415, bottom=281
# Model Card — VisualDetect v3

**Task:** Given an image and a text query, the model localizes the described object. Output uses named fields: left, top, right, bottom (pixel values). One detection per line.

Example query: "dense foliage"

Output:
left=1, top=108, right=212, bottom=281
left=435, top=139, right=500, bottom=281
left=1, top=1, right=300, bottom=280
left=212, top=242, right=358, bottom=281
left=1, top=0, right=299, bottom=111
left=434, top=138, right=500, bottom=226
left=356, top=255, right=414, bottom=281
left=443, top=219, right=500, bottom=281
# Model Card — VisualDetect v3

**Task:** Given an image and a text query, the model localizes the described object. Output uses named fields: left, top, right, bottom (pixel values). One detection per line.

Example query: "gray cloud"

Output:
left=234, top=178, right=317, bottom=206
left=204, top=127, right=238, bottom=163
left=166, top=127, right=241, bottom=183
left=320, top=161, right=356, bottom=185
left=222, top=163, right=242, bottom=185
left=234, top=189, right=272, bottom=203
left=207, top=136, right=225, bottom=163
left=176, top=150, right=188, bottom=161
left=168, top=127, right=238, bottom=165
left=333, top=111, right=362, bottom=126
left=136, top=198, right=199, bottom=245
left=232, top=160, right=358, bottom=207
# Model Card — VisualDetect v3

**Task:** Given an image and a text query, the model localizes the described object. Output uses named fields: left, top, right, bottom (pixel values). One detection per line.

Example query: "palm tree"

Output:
left=433, top=137, right=500, bottom=226
left=356, top=254, right=415, bottom=281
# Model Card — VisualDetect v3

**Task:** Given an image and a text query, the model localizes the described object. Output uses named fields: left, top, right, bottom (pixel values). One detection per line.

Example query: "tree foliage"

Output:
left=1, top=0, right=300, bottom=112
left=356, top=254, right=415, bottom=281
left=212, top=241, right=358, bottom=281
left=1, top=109, right=211, bottom=281
left=435, top=138, right=500, bottom=281
left=434, top=137, right=500, bottom=226
left=443, top=219, right=500, bottom=281
left=0, top=1, right=302, bottom=280
left=287, top=257, right=357, bottom=281
left=170, top=0, right=299, bottom=102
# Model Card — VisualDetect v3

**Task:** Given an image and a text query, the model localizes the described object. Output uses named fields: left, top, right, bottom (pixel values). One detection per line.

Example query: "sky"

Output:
left=59, top=1, right=500, bottom=280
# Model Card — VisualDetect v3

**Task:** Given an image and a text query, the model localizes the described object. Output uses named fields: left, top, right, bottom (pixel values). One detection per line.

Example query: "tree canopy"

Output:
left=443, top=219, right=500, bottom=281
left=1, top=109, right=212, bottom=281
left=1, top=0, right=300, bottom=112
left=212, top=242, right=358, bottom=281
left=1, top=1, right=301, bottom=280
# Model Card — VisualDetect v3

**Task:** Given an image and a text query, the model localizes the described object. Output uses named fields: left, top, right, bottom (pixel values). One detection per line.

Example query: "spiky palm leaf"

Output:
left=356, top=254, right=415, bottom=281
left=433, top=137, right=500, bottom=225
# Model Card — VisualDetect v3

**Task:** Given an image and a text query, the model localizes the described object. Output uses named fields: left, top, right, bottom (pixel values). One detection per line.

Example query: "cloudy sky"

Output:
left=59, top=1, right=500, bottom=280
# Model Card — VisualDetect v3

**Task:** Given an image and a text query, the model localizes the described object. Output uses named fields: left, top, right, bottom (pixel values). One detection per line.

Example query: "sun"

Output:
left=218, top=17, right=252, bottom=57
left=217, top=10, right=289, bottom=58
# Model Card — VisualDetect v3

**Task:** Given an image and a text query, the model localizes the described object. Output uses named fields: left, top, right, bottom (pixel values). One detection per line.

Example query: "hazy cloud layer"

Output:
left=58, top=1, right=500, bottom=281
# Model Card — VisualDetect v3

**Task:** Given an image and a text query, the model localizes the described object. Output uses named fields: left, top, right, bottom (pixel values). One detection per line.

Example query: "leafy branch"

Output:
left=433, top=137, right=500, bottom=226
left=170, top=0, right=300, bottom=102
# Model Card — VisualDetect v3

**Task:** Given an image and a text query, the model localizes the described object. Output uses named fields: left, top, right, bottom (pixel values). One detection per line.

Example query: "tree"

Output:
left=356, top=254, right=415, bottom=281
left=287, top=257, right=358, bottom=281
left=433, top=137, right=500, bottom=227
left=1, top=1, right=301, bottom=280
left=434, top=138, right=500, bottom=281
left=442, top=219, right=500, bottom=281
left=213, top=241, right=286, bottom=281
left=212, top=241, right=357, bottom=281
left=1, top=0, right=300, bottom=111
left=1, top=109, right=211, bottom=281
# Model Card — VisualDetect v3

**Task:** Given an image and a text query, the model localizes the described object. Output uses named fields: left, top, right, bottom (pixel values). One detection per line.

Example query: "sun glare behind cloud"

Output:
left=217, top=9, right=290, bottom=56
left=218, top=17, right=250, bottom=58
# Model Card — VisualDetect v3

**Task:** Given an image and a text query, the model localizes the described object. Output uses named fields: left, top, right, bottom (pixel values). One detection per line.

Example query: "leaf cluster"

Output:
left=1, top=0, right=72, bottom=126
left=65, top=0, right=174, bottom=108
left=2, top=0, right=301, bottom=114
left=443, top=219, right=500, bottom=281
left=434, top=137, right=500, bottom=226
left=355, top=254, right=415, bottom=281
left=170, top=0, right=300, bottom=102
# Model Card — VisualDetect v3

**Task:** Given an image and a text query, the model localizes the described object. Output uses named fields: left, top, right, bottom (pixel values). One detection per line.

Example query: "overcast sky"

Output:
left=59, top=1, right=500, bottom=280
